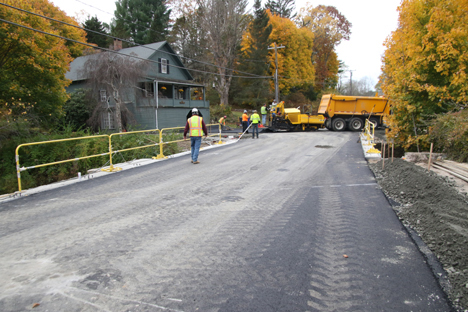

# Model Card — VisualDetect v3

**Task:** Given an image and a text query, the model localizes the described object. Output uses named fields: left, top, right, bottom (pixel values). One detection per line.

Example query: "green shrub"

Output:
left=429, top=110, right=468, bottom=162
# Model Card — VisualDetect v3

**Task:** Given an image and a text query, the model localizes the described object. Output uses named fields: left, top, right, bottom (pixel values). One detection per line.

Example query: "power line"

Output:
left=0, top=2, right=271, bottom=79
left=0, top=17, right=271, bottom=80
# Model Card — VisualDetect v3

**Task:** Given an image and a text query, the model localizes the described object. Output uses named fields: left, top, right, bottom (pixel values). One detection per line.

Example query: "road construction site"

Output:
left=0, top=130, right=458, bottom=311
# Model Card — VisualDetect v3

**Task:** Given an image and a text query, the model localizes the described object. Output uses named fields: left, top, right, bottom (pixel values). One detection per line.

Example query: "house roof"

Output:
left=66, top=41, right=193, bottom=82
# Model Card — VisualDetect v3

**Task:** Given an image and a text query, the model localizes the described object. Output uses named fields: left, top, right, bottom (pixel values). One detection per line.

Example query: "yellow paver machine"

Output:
left=268, top=101, right=325, bottom=132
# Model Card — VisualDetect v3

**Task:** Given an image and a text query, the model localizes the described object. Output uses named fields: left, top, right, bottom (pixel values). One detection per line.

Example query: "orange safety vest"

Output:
left=188, top=115, right=203, bottom=136
left=242, top=113, right=248, bottom=122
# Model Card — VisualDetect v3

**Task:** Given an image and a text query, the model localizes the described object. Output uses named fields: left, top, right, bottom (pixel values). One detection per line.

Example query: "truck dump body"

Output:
left=318, top=94, right=389, bottom=131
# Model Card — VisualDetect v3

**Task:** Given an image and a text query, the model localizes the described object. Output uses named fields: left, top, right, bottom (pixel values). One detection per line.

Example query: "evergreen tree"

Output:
left=265, top=0, right=296, bottom=19
left=232, top=0, right=273, bottom=108
left=83, top=16, right=109, bottom=48
left=113, top=0, right=171, bottom=44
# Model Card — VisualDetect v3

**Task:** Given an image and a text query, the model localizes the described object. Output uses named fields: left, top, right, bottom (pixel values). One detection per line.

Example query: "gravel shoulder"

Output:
left=369, top=155, right=468, bottom=311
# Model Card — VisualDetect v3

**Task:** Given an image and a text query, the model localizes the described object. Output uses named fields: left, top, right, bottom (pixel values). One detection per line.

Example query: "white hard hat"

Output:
left=244, top=110, right=247, bottom=113
left=192, top=108, right=198, bottom=113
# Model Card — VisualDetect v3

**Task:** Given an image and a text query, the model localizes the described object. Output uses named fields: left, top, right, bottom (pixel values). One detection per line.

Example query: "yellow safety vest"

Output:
left=251, top=113, right=260, bottom=124
left=188, top=115, right=203, bottom=136
left=261, top=106, right=267, bottom=114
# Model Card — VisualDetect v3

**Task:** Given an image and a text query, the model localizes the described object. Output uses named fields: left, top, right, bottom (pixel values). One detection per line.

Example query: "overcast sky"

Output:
left=50, top=0, right=401, bottom=85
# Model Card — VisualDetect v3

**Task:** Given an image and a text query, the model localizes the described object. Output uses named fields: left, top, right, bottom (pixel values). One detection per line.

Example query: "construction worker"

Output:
left=242, top=110, right=249, bottom=133
left=250, top=110, right=261, bottom=139
left=219, top=115, right=227, bottom=130
left=183, top=108, right=208, bottom=164
left=261, top=104, right=268, bottom=126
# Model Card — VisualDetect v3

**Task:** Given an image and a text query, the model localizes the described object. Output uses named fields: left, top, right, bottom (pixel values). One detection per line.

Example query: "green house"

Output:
left=66, top=41, right=210, bottom=130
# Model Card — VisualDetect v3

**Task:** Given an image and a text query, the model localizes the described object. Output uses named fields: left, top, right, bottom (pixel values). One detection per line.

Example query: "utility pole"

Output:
left=349, top=70, right=355, bottom=95
left=268, top=42, right=285, bottom=103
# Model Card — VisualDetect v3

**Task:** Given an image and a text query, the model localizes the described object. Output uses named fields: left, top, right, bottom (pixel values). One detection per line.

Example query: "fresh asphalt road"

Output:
left=0, top=131, right=451, bottom=312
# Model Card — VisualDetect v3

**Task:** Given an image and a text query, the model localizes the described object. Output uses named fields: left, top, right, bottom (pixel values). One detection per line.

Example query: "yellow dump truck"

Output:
left=269, top=101, right=325, bottom=131
left=318, top=94, right=390, bottom=131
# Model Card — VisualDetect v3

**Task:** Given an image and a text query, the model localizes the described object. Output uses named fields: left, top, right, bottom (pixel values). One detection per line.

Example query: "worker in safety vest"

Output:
left=184, top=108, right=208, bottom=164
left=219, top=115, right=227, bottom=130
left=242, top=110, right=249, bottom=133
left=261, top=104, right=267, bottom=126
left=250, top=110, right=261, bottom=139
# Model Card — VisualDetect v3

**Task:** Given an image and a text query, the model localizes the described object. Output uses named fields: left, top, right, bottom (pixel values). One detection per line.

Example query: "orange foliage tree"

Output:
left=0, top=0, right=87, bottom=130
left=381, top=0, right=468, bottom=150
left=266, top=11, right=315, bottom=96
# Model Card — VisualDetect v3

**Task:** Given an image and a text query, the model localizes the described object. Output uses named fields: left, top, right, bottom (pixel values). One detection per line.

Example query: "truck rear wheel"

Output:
left=349, top=117, right=363, bottom=131
left=369, top=117, right=380, bottom=129
left=332, top=118, right=346, bottom=131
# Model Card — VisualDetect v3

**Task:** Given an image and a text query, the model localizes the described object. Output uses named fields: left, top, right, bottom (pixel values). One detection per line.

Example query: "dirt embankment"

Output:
left=369, top=159, right=468, bottom=311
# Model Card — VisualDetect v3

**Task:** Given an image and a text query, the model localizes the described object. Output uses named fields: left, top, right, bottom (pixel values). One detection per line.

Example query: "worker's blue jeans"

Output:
left=262, top=114, right=266, bottom=125
left=252, top=123, right=259, bottom=138
left=191, top=136, right=202, bottom=161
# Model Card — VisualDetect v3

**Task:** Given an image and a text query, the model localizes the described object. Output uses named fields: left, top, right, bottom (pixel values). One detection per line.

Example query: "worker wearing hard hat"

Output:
left=250, top=110, right=261, bottom=139
left=242, top=110, right=249, bottom=133
left=219, top=115, right=227, bottom=130
left=184, top=108, right=208, bottom=164
left=261, top=104, right=268, bottom=126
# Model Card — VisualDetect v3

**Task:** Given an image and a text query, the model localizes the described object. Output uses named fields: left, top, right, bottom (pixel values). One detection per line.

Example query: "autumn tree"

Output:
left=265, top=0, right=296, bottom=19
left=83, top=16, right=109, bottom=48
left=196, top=0, right=249, bottom=106
left=232, top=0, right=272, bottom=107
left=80, top=52, right=147, bottom=132
left=113, top=0, right=171, bottom=45
left=298, top=5, right=351, bottom=92
left=266, top=11, right=315, bottom=97
left=0, top=0, right=87, bottom=132
left=381, top=0, right=468, bottom=150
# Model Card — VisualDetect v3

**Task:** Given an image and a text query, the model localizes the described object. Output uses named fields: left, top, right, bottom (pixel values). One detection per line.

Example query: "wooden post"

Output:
left=392, top=144, right=394, bottom=163
left=427, top=143, right=434, bottom=171
left=382, top=143, right=386, bottom=170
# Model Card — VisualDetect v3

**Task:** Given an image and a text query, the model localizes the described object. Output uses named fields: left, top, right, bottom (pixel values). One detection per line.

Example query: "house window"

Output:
left=175, top=86, right=186, bottom=100
left=139, top=82, right=154, bottom=97
left=158, top=84, right=172, bottom=98
left=191, top=87, right=203, bottom=100
left=102, top=111, right=115, bottom=129
left=159, top=58, right=169, bottom=74
left=100, top=90, right=107, bottom=102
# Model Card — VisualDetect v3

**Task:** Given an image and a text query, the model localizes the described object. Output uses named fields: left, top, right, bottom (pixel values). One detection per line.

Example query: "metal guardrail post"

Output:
left=101, top=134, right=122, bottom=172
left=215, top=124, right=224, bottom=145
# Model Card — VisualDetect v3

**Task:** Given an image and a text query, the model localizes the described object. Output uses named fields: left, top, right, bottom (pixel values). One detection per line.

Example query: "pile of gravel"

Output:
left=369, top=159, right=468, bottom=311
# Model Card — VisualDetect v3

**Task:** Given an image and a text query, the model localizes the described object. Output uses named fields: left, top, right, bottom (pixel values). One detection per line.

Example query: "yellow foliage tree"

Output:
left=266, top=11, right=315, bottom=96
left=381, top=0, right=468, bottom=149
left=0, top=0, right=87, bottom=128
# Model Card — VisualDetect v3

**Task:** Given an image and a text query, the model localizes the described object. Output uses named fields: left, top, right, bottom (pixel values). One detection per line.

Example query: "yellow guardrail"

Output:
left=103, top=129, right=161, bottom=172
left=361, top=119, right=381, bottom=154
left=15, top=124, right=226, bottom=193
left=363, top=119, right=375, bottom=141
left=15, top=135, right=110, bottom=193
left=153, top=123, right=223, bottom=160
